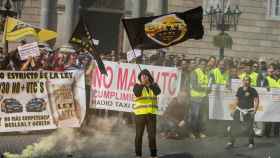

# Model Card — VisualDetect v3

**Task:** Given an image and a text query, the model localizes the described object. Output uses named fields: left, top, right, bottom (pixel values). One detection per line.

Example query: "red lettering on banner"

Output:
left=117, top=68, right=128, bottom=90
left=92, top=68, right=102, bottom=88
left=161, top=72, right=169, bottom=93
left=127, top=70, right=136, bottom=90
left=151, top=71, right=160, bottom=83
left=116, top=92, right=134, bottom=101
left=93, top=90, right=117, bottom=99
left=92, top=66, right=113, bottom=89
left=110, top=91, right=116, bottom=98
left=104, top=67, right=113, bottom=88
left=168, top=73, right=177, bottom=95
left=103, top=90, right=111, bottom=98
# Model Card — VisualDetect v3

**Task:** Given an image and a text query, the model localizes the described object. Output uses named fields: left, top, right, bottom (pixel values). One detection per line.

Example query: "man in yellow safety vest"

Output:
left=239, top=62, right=259, bottom=87
left=189, top=59, right=210, bottom=139
left=209, top=59, right=229, bottom=86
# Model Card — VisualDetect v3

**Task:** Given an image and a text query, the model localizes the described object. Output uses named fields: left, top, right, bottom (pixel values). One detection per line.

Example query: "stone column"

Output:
left=132, top=0, right=146, bottom=17
left=63, top=0, right=80, bottom=45
left=40, top=0, right=57, bottom=29
left=155, top=0, right=168, bottom=15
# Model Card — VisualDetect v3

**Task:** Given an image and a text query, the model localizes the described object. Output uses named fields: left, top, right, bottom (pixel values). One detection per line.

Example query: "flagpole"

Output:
left=121, top=18, right=142, bottom=71
left=2, top=16, right=8, bottom=54
left=81, top=18, right=107, bottom=76
left=132, top=49, right=142, bottom=71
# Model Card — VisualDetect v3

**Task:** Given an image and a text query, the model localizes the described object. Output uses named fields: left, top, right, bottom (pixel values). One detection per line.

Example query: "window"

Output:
left=203, top=0, right=232, bottom=14
left=267, top=0, right=280, bottom=20
left=81, top=0, right=125, bottom=10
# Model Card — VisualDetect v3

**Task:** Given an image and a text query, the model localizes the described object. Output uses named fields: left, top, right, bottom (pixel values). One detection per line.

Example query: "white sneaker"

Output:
left=199, top=133, right=207, bottom=138
left=225, top=142, right=234, bottom=149
left=248, top=144, right=254, bottom=149
left=189, top=133, right=196, bottom=139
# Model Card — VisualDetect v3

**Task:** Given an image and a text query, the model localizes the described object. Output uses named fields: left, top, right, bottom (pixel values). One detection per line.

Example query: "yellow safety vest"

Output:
left=266, top=76, right=280, bottom=88
left=239, top=72, right=258, bottom=87
left=133, top=87, right=158, bottom=115
left=191, top=68, right=208, bottom=97
left=212, top=68, right=228, bottom=85
left=278, top=79, right=280, bottom=86
left=239, top=73, right=246, bottom=80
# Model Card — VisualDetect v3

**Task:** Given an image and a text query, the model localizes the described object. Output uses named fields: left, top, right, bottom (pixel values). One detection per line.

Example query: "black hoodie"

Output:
left=133, top=69, right=161, bottom=97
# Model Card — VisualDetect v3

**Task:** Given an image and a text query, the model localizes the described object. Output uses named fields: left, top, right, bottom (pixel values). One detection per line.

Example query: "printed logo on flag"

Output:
left=144, top=14, right=187, bottom=46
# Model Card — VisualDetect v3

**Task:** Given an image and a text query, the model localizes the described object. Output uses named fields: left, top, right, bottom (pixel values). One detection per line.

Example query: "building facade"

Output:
left=16, top=0, right=280, bottom=59
left=168, top=0, right=280, bottom=60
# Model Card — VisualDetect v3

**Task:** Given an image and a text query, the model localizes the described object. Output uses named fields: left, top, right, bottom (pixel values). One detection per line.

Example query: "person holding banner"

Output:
left=133, top=69, right=161, bottom=158
left=226, top=76, right=259, bottom=149
left=263, top=65, right=280, bottom=137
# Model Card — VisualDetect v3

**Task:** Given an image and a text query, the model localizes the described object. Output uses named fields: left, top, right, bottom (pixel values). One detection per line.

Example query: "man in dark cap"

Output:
left=133, top=69, right=161, bottom=158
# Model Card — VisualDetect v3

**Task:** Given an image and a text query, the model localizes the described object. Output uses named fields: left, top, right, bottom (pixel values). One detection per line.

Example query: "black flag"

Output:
left=122, top=6, right=204, bottom=50
left=70, top=18, right=107, bottom=75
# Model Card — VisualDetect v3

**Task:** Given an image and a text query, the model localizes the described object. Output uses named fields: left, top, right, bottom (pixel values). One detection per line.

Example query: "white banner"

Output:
left=209, top=83, right=280, bottom=122
left=17, top=42, right=40, bottom=61
left=90, top=61, right=181, bottom=114
left=0, top=70, right=86, bottom=132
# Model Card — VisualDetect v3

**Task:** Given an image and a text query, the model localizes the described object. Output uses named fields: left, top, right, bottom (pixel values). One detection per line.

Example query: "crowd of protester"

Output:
left=1, top=42, right=279, bottom=141
left=132, top=50, right=280, bottom=140
left=0, top=42, right=96, bottom=72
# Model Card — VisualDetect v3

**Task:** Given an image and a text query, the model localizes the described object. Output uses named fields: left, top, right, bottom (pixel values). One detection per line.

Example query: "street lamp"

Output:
left=0, top=0, right=26, bottom=30
left=204, top=0, right=241, bottom=59
left=0, top=0, right=17, bottom=19
left=12, top=0, right=25, bottom=18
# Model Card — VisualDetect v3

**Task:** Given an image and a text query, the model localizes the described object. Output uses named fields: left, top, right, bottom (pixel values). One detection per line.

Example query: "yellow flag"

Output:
left=4, top=17, right=57, bottom=42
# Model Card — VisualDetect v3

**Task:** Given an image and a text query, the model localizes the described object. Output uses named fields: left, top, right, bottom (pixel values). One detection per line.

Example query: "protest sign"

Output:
left=209, top=85, right=280, bottom=122
left=0, top=70, right=86, bottom=132
left=17, top=42, right=40, bottom=61
left=127, top=49, right=142, bottom=62
left=90, top=61, right=181, bottom=114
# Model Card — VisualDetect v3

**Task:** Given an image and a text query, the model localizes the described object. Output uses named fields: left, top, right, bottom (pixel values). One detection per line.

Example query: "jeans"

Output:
left=189, top=100, right=205, bottom=135
left=135, top=114, right=157, bottom=157
left=228, top=110, right=255, bottom=144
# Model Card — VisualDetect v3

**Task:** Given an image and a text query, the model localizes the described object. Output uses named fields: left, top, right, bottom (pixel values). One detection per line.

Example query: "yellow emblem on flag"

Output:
left=144, top=14, right=187, bottom=46
left=4, top=17, right=57, bottom=42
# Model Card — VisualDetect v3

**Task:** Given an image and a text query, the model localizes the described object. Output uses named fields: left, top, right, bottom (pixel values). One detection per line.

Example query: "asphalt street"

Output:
left=0, top=122, right=279, bottom=158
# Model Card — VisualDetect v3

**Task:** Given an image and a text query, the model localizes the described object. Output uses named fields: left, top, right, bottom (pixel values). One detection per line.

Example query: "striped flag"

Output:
left=3, top=17, right=57, bottom=42
left=70, top=18, right=107, bottom=75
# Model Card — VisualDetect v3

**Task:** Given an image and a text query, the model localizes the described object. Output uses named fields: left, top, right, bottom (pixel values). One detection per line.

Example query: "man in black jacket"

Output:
left=133, top=69, right=161, bottom=158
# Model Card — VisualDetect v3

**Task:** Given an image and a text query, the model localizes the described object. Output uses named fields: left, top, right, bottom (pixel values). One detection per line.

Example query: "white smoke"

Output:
left=4, top=116, right=133, bottom=158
